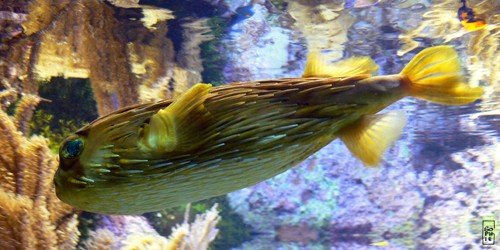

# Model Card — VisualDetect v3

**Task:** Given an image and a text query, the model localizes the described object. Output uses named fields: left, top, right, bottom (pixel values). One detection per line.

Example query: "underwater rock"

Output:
left=276, top=224, right=319, bottom=245
left=0, top=5, right=39, bottom=96
left=222, top=2, right=303, bottom=82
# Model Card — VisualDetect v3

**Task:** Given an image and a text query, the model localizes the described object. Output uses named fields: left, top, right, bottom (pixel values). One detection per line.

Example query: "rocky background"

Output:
left=222, top=0, right=499, bottom=249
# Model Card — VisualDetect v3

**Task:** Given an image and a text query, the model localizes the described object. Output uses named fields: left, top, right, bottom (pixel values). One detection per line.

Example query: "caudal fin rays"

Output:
left=401, top=46, right=483, bottom=105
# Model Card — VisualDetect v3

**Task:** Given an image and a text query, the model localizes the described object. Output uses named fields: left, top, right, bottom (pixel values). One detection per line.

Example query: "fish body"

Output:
left=54, top=46, right=483, bottom=214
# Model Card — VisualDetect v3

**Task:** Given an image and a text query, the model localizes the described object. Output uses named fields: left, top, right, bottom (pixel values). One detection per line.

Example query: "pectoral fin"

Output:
left=338, top=111, right=406, bottom=166
left=139, top=83, right=216, bottom=153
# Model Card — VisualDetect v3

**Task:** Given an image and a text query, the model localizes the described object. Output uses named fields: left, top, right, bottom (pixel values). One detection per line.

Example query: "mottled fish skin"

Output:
left=54, top=46, right=483, bottom=214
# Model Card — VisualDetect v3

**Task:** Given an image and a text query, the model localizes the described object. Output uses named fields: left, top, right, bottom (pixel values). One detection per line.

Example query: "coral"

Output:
left=122, top=234, right=170, bottom=250
left=21, top=0, right=71, bottom=35
left=30, top=0, right=141, bottom=114
left=179, top=204, right=221, bottom=249
left=0, top=4, right=39, bottom=96
left=82, top=216, right=169, bottom=250
left=141, top=9, right=175, bottom=30
left=12, top=92, right=41, bottom=135
left=83, top=204, right=221, bottom=250
left=146, top=196, right=251, bottom=249
left=108, top=0, right=141, bottom=9
left=0, top=89, right=79, bottom=250
left=15, top=0, right=183, bottom=115
left=83, top=229, right=120, bottom=250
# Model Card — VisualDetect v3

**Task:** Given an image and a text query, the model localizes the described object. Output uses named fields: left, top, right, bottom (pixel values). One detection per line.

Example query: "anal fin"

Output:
left=338, top=111, right=407, bottom=166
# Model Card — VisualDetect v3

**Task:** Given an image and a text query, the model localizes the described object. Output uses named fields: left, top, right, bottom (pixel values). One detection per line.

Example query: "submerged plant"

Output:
left=29, top=77, right=98, bottom=151
left=200, top=17, right=229, bottom=86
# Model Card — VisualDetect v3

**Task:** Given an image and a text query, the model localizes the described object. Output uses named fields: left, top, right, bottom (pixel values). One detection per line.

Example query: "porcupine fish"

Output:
left=54, top=46, right=483, bottom=214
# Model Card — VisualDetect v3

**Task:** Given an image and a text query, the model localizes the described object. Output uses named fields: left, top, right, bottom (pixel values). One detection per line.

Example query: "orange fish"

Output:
left=458, top=0, right=487, bottom=31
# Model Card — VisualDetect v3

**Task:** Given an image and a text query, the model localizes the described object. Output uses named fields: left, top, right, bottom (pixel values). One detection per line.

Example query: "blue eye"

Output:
left=62, top=139, right=84, bottom=158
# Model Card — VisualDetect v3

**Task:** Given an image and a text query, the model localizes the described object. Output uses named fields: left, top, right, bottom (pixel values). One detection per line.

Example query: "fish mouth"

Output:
left=54, top=166, right=93, bottom=194
left=54, top=168, right=97, bottom=210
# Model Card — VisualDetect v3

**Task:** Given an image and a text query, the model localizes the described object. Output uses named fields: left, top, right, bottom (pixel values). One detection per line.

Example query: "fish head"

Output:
left=54, top=104, right=162, bottom=212
left=57, top=134, right=86, bottom=183
left=55, top=132, right=96, bottom=210
left=54, top=127, right=121, bottom=211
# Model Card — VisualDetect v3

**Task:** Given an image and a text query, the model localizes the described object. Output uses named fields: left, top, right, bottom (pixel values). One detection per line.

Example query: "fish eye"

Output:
left=61, top=138, right=85, bottom=159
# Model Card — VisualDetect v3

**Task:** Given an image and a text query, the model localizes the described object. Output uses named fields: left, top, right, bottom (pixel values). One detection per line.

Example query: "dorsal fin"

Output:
left=302, top=51, right=379, bottom=78
left=138, top=83, right=216, bottom=153
left=338, top=111, right=406, bottom=166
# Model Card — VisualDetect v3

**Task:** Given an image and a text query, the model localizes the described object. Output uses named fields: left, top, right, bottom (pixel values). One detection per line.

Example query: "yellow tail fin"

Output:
left=400, top=46, right=483, bottom=105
